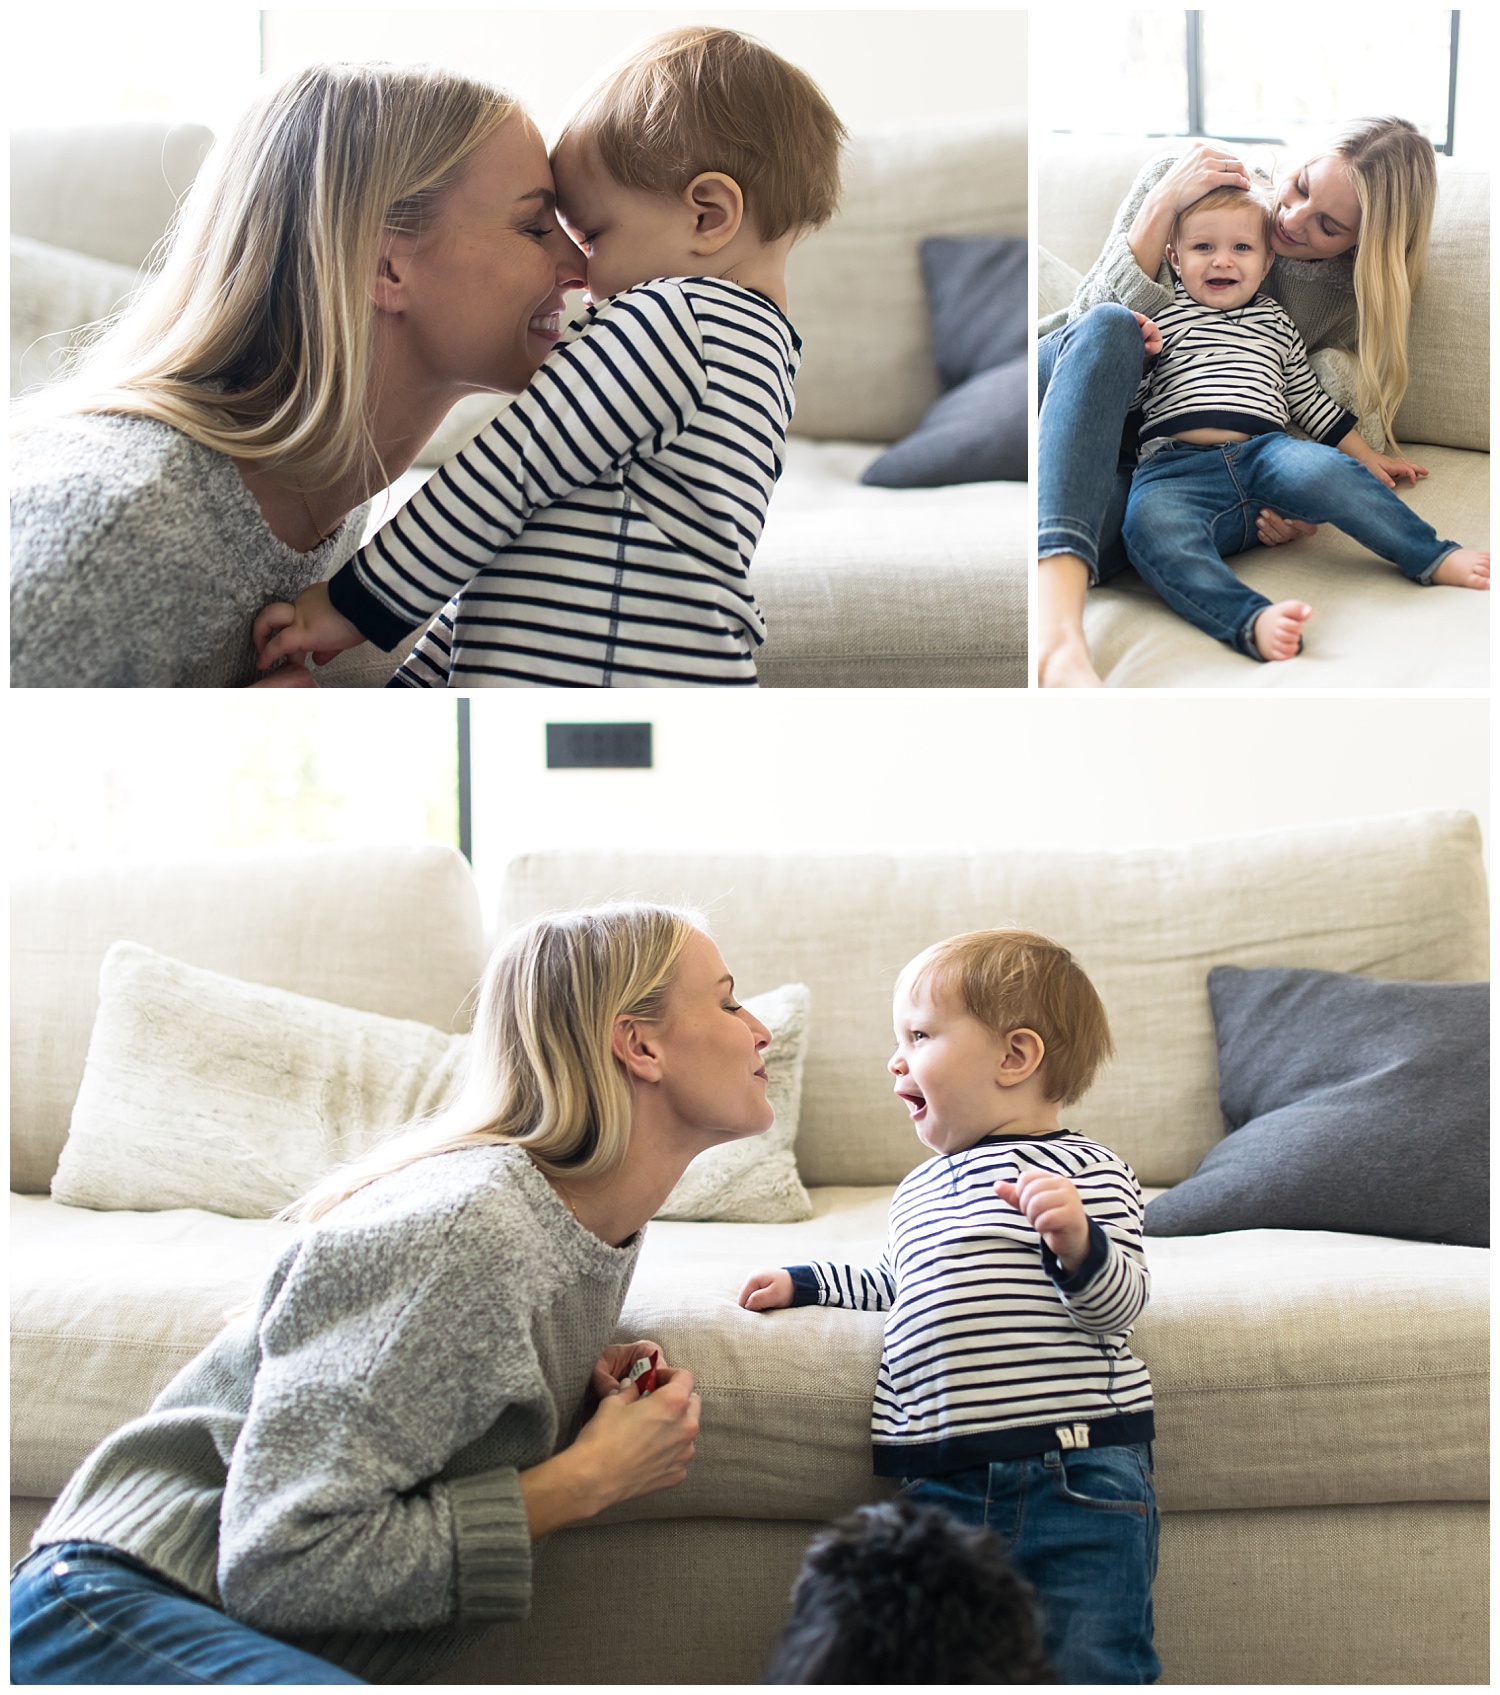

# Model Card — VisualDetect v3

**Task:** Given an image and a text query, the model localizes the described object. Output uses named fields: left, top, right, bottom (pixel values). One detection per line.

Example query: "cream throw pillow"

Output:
left=52, top=943, right=468, bottom=1218
left=52, top=943, right=812, bottom=1223
left=655, top=980, right=813, bottom=1223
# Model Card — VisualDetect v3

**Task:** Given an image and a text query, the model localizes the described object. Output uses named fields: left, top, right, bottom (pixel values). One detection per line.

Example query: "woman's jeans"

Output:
left=1125, top=434, right=1458, bottom=657
left=901, top=1442, right=1160, bottom=1685
left=10, top=1542, right=365, bottom=1685
left=1037, top=303, right=1145, bottom=583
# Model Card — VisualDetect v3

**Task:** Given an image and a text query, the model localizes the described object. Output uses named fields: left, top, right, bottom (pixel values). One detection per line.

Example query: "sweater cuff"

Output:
left=1100, top=247, right=1175, bottom=317
left=1044, top=1218, right=1110, bottom=1292
left=787, top=1266, right=823, bottom=1307
left=327, top=560, right=420, bottom=653
left=446, top=1467, right=533, bottom=1622
left=1318, top=408, right=1359, bottom=447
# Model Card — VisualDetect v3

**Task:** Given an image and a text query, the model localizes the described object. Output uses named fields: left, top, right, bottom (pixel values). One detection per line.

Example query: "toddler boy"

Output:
left=740, top=929, right=1158, bottom=1684
left=255, top=27, right=845, bottom=686
left=1124, top=184, right=1488, bottom=661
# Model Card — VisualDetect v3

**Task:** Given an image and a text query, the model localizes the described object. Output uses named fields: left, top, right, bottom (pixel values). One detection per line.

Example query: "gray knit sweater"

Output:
left=33, top=1144, right=642, bottom=1684
left=10, top=412, right=365, bottom=688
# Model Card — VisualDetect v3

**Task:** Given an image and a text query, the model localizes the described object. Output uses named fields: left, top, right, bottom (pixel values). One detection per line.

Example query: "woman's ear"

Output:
left=611, top=1014, right=665, bottom=1083
left=682, top=172, right=744, bottom=255
left=995, top=1028, right=1046, bottom=1089
left=373, top=229, right=419, bottom=314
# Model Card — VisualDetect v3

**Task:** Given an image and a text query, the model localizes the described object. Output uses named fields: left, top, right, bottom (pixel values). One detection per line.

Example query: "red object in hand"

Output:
left=624, top=1350, right=659, bottom=1395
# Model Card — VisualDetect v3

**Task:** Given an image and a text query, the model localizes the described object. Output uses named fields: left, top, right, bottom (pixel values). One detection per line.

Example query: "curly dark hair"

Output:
left=763, top=1498, right=1056, bottom=1684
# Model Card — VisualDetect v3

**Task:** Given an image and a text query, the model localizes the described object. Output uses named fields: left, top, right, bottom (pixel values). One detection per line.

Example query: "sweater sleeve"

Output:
left=216, top=1205, right=555, bottom=1634
left=787, top=1247, right=896, bottom=1312
left=1044, top=1159, right=1150, bottom=1336
left=328, top=282, right=713, bottom=648
left=1067, top=152, right=1181, bottom=322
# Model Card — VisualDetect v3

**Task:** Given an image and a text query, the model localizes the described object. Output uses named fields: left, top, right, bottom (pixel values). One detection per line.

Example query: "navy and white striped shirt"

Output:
left=1134, top=280, right=1355, bottom=451
left=326, top=278, right=800, bottom=687
left=789, top=1132, right=1154, bottom=1476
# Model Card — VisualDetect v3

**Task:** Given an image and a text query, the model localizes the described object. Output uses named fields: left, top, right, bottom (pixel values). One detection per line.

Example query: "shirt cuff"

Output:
left=327, top=560, right=420, bottom=652
left=1318, top=408, right=1359, bottom=446
left=446, top=1467, right=533, bottom=1623
left=786, top=1266, right=823, bottom=1307
left=1043, top=1218, right=1110, bottom=1292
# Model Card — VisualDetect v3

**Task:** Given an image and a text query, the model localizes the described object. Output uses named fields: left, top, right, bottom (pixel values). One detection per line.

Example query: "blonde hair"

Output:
left=557, top=26, right=846, bottom=241
left=1171, top=182, right=1275, bottom=252
left=1328, top=117, right=1438, bottom=452
left=903, top=929, right=1113, bottom=1107
left=288, top=903, right=703, bottom=1225
left=19, top=62, right=519, bottom=489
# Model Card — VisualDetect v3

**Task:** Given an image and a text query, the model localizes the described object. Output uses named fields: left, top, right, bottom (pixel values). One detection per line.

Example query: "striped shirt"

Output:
left=1134, top=280, right=1355, bottom=451
left=326, top=278, right=800, bottom=688
left=789, top=1132, right=1154, bottom=1477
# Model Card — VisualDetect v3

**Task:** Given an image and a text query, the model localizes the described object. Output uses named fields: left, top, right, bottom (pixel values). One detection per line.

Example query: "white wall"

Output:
left=468, top=693, right=1490, bottom=929
left=260, top=9, right=1027, bottom=134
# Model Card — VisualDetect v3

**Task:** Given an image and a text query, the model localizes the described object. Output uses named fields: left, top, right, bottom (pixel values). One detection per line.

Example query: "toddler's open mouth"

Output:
left=897, top=1087, right=926, bottom=1119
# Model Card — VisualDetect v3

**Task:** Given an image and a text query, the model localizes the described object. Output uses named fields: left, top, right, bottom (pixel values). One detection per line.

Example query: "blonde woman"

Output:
left=11, top=61, right=586, bottom=687
left=1037, top=117, right=1439, bottom=687
left=12, top=906, right=772, bottom=1684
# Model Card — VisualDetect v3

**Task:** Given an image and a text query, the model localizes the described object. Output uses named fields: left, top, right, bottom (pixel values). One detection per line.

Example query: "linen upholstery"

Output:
left=10, top=237, right=141, bottom=395
left=499, top=810, right=1488, bottom=1188
left=9, top=843, right=484, bottom=1193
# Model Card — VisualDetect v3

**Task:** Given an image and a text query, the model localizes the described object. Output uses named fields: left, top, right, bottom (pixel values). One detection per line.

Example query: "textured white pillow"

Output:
left=53, top=943, right=812, bottom=1224
left=52, top=943, right=468, bottom=1218
left=655, top=981, right=813, bottom=1224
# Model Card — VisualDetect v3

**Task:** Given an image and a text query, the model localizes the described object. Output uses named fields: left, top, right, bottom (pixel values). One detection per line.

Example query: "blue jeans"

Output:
left=1037, top=303, right=1145, bottom=584
left=1125, top=434, right=1458, bottom=657
left=10, top=1542, right=365, bottom=1685
left=901, top=1444, right=1160, bottom=1685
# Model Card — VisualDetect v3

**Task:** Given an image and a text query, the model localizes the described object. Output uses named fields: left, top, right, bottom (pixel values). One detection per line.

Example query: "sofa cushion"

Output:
left=10, top=236, right=141, bottom=397
left=11, top=1190, right=1486, bottom=1513
left=785, top=112, right=1027, bottom=444
left=498, top=812, right=1489, bottom=1190
left=1146, top=968, right=1489, bottom=1246
left=52, top=942, right=469, bottom=1219
left=10, top=844, right=486, bottom=1194
left=919, top=235, right=1030, bottom=390
left=861, top=357, right=1026, bottom=488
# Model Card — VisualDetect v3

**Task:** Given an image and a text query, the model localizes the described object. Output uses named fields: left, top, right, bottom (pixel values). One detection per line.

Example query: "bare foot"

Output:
left=1038, top=635, right=1105, bottom=688
left=1431, top=549, right=1490, bottom=589
left=1252, top=600, right=1312, bottom=662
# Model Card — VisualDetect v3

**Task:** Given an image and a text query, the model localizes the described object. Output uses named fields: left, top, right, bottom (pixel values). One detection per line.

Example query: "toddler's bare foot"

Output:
left=1038, top=635, right=1104, bottom=688
left=1431, top=549, right=1490, bottom=589
left=1252, top=600, right=1312, bottom=662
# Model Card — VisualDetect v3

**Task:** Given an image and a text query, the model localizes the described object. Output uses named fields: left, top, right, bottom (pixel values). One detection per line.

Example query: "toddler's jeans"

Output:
left=901, top=1441, right=1159, bottom=1684
left=1124, top=434, right=1459, bottom=657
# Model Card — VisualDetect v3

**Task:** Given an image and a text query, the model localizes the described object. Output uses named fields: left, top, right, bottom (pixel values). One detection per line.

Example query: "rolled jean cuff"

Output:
left=1039, top=523, right=1101, bottom=583
left=1415, top=544, right=1463, bottom=586
left=1236, top=604, right=1271, bottom=661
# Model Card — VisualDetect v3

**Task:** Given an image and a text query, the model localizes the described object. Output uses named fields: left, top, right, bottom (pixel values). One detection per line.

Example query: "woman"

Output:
left=1037, top=117, right=1438, bottom=687
left=10, top=62, right=586, bottom=687
left=11, top=905, right=771, bottom=1683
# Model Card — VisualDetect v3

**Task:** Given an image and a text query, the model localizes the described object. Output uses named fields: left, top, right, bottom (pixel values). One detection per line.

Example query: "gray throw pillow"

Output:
left=860, top=356, right=1026, bottom=488
left=1145, top=966, right=1488, bottom=1246
left=862, top=235, right=1028, bottom=489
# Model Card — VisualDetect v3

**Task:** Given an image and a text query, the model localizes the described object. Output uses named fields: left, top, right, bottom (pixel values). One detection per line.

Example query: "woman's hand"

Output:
left=588, top=1340, right=666, bottom=1402
left=254, top=583, right=366, bottom=671
left=519, top=1368, right=701, bottom=1538
left=1256, top=510, right=1320, bottom=548
left=737, top=1269, right=794, bottom=1311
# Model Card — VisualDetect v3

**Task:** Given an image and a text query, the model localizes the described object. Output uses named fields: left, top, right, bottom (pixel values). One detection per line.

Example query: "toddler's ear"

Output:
left=1163, top=241, right=1180, bottom=279
left=684, top=172, right=744, bottom=253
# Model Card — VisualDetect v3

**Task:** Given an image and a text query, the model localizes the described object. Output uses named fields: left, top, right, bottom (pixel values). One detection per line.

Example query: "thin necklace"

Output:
left=300, top=489, right=333, bottom=545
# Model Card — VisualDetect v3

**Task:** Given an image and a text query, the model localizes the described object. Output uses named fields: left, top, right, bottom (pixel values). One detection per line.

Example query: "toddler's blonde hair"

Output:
left=557, top=26, right=846, bottom=241
left=1170, top=181, right=1275, bottom=251
left=903, top=928, right=1113, bottom=1107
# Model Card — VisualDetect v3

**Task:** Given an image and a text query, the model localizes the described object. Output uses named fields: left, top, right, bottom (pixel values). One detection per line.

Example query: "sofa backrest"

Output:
left=1038, top=134, right=1489, bottom=452
left=786, top=111, right=1027, bottom=445
left=500, top=811, right=1488, bottom=1190
left=9, top=843, right=484, bottom=1194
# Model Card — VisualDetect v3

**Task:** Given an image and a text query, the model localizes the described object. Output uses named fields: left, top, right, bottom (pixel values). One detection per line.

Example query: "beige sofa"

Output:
left=10, top=113, right=1027, bottom=687
left=1039, top=134, right=1490, bottom=688
left=10, top=810, right=1488, bottom=1683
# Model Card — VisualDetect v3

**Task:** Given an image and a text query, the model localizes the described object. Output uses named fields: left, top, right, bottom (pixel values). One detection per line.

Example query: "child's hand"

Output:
left=995, top=1172, right=1091, bottom=1274
left=738, top=1269, right=794, bottom=1311
left=1365, top=450, right=1428, bottom=489
left=254, top=582, right=366, bottom=671
left=1131, top=312, right=1163, bottom=359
